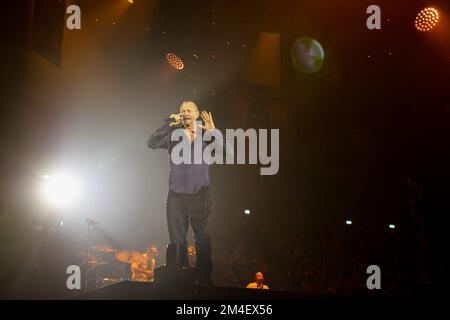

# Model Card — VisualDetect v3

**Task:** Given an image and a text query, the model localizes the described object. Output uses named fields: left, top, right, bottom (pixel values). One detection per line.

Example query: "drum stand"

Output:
left=84, top=218, right=98, bottom=292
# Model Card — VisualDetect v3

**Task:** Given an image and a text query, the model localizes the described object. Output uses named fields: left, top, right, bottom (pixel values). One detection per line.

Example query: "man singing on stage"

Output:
left=147, top=101, right=224, bottom=286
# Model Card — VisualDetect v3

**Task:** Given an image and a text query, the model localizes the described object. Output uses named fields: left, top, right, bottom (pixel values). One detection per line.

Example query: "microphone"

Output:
left=257, top=279, right=264, bottom=288
left=165, top=114, right=181, bottom=125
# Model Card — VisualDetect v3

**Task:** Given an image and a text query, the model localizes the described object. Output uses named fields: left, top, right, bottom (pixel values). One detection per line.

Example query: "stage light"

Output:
left=166, top=52, right=184, bottom=70
left=244, top=209, right=251, bottom=215
left=415, top=7, right=439, bottom=32
left=42, top=172, right=81, bottom=209
left=388, top=224, right=395, bottom=229
left=291, top=37, right=325, bottom=74
left=345, top=220, right=352, bottom=225
left=128, top=0, right=134, bottom=4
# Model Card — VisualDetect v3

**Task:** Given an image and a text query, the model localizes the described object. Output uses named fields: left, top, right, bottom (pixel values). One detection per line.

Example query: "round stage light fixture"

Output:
left=415, top=7, right=439, bottom=32
left=166, top=52, right=184, bottom=70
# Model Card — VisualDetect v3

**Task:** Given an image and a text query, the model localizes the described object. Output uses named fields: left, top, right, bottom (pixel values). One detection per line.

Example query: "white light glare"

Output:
left=42, top=172, right=80, bottom=208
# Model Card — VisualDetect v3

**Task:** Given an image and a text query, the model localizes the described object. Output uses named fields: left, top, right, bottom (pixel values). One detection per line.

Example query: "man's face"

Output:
left=180, top=102, right=199, bottom=127
left=255, top=272, right=264, bottom=282
left=147, top=246, right=158, bottom=255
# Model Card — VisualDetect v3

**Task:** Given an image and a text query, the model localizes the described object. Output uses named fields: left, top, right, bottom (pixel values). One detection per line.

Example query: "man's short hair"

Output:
left=180, top=100, right=199, bottom=111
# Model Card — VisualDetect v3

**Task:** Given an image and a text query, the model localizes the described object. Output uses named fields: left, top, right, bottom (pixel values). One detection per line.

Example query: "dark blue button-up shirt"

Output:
left=148, top=119, right=224, bottom=194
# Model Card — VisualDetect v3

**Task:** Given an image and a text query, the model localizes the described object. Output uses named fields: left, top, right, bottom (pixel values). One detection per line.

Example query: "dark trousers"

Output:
left=166, top=187, right=212, bottom=282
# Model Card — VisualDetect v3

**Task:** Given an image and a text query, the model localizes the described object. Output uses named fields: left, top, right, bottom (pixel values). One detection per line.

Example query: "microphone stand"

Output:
left=84, top=218, right=98, bottom=293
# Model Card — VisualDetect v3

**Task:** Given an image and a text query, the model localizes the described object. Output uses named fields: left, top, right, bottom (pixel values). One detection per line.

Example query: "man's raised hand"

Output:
left=199, top=111, right=215, bottom=131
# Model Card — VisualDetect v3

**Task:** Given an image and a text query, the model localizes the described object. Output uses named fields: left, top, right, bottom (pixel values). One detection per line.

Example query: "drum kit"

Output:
left=85, top=245, right=148, bottom=264
left=82, top=244, right=197, bottom=290
left=82, top=245, right=150, bottom=290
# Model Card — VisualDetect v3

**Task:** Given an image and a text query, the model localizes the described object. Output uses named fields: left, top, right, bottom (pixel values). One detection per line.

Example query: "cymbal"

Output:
left=115, top=250, right=146, bottom=264
left=91, top=245, right=118, bottom=253
left=79, top=252, right=101, bottom=261
left=87, top=260, right=109, bottom=268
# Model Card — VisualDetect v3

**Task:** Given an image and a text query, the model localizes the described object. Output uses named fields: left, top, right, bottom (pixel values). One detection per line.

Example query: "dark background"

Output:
left=0, top=0, right=449, bottom=298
